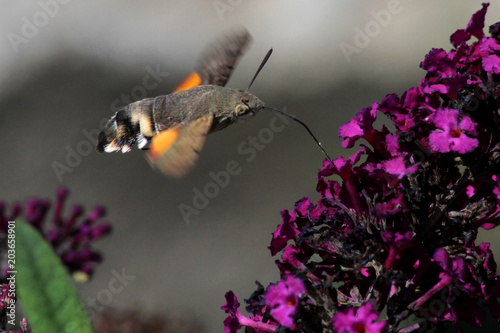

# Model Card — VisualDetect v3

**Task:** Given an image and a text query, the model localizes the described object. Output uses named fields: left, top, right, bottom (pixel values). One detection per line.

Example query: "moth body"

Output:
left=96, top=85, right=264, bottom=154
left=96, top=27, right=263, bottom=177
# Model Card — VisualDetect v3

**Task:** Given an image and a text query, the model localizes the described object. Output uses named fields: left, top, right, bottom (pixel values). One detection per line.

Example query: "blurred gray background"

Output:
left=2, top=1, right=500, bottom=332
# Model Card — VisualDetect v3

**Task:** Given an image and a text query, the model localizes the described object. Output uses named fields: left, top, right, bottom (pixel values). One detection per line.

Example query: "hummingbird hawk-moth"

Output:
left=96, top=27, right=332, bottom=178
left=96, top=27, right=266, bottom=178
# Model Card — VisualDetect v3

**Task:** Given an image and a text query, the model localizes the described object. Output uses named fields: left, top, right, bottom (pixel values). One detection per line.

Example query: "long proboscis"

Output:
left=263, top=106, right=334, bottom=165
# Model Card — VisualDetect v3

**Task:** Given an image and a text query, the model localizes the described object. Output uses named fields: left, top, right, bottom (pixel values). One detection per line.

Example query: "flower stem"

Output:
left=408, top=274, right=453, bottom=311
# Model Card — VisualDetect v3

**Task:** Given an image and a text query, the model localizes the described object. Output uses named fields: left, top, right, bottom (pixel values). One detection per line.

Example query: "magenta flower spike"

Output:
left=223, top=4, right=500, bottom=332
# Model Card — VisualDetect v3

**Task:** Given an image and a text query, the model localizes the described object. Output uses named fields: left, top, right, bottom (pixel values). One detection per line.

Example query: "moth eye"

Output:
left=236, top=104, right=249, bottom=116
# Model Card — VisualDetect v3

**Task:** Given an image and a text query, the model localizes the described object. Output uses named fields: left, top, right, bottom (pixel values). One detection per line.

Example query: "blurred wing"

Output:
left=173, top=27, right=252, bottom=92
left=147, top=115, right=214, bottom=178
left=147, top=28, right=250, bottom=177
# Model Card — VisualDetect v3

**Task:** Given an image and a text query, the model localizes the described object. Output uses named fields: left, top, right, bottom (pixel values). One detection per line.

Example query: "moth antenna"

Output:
left=263, top=107, right=334, bottom=166
left=247, top=48, right=273, bottom=91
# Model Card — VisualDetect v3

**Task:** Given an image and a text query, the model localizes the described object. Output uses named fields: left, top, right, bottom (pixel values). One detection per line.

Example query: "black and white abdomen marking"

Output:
left=96, top=98, right=157, bottom=153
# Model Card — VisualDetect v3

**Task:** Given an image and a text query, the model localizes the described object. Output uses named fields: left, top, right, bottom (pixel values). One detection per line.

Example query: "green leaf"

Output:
left=16, top=221, right=93, bottom=333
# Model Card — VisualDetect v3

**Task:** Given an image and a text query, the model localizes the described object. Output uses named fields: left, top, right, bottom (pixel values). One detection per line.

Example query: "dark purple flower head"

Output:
left=265, top=275, right=305, bottom=328
left=275, top=245, right=307, bottom=275
left=0, top=188, right=112, bottom=281
left=332, top=303, right=386, bottom=333
left=269, top=209, right=301, bottom=256
left=428, top=108, right=478, bottom=154
left=433, top=248, right=467, bottom=281
left=222, top=291, right=242, bottom=333
left=378, top=156, right=418, bottom=180
left=421, top=48, right=456, bottom=77
left=222, top=291, right=277, bottom=333
left=338, top=104, right=387, bottom=156
left=450, top=3, right=489, bottom=47
left=482, top=54, right=500, bottom=73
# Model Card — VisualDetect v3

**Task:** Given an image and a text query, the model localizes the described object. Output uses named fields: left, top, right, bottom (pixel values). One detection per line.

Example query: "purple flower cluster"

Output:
left=333, top=302, right=385, bottom=333
left=223, top=4, right=500, bottom=332
left=0, top=188, right=111, bottom=282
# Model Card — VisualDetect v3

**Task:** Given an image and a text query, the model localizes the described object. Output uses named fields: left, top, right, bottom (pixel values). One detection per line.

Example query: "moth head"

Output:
left=234, top=91, right=264, bottom=120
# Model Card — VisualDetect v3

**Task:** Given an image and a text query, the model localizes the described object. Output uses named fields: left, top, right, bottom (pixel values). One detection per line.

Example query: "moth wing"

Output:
left=145, top=28, right=250, bottom=176
left=146, top=115, right=214, bottom=178
left=174, top=26, right=252, bottom=92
